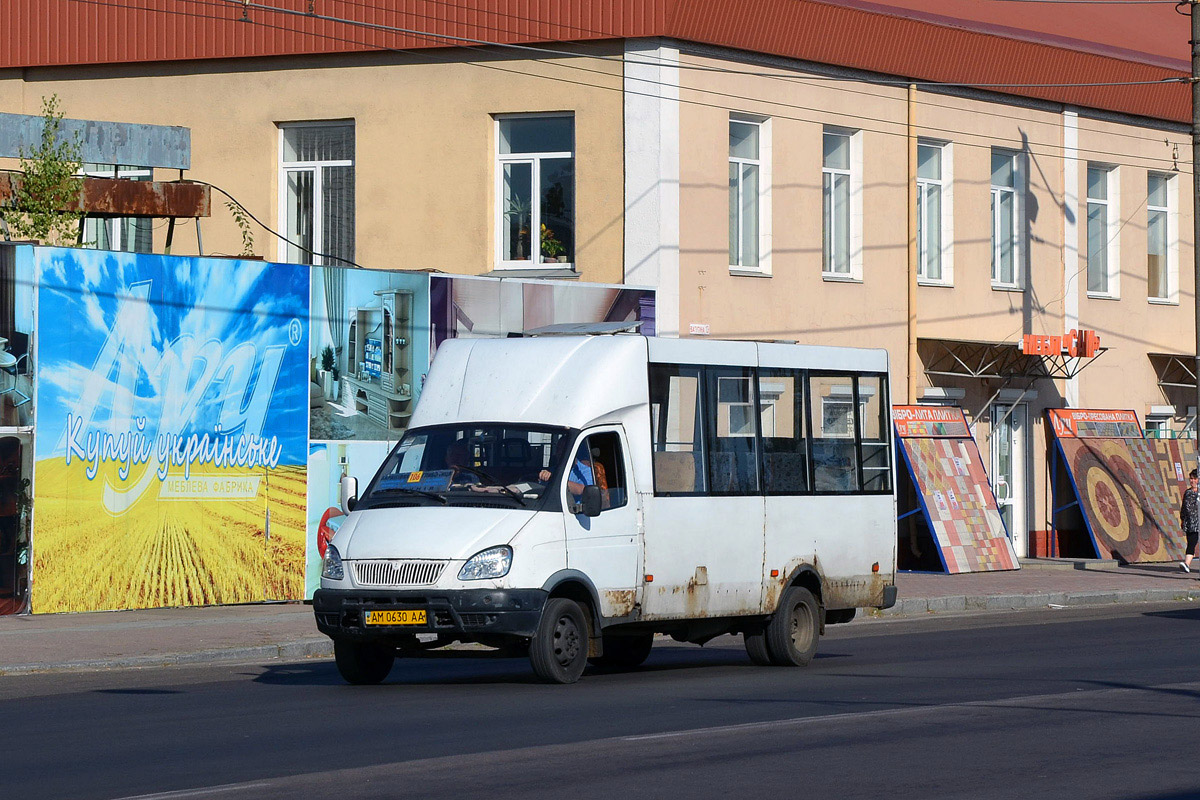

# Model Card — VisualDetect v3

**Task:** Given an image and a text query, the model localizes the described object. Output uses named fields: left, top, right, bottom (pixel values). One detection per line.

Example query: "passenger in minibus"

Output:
left=444, top=440, right=480, bottom=486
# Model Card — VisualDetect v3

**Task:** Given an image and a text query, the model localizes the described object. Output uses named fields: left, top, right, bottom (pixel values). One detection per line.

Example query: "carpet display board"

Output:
left=894, top=406, right=1019, bottom=573
left=1049, top=409, right=1195, bottom=563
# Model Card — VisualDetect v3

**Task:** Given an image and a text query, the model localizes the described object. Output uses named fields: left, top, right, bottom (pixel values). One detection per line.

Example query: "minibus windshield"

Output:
left=359, top=424, right=571, bottom=508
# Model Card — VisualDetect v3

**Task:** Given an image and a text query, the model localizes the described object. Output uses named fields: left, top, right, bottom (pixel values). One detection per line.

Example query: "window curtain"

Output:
left=323, top=266, right=345, bottom=362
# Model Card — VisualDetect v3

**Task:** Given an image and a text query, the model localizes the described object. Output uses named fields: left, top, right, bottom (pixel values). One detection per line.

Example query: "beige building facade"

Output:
left=1, top=16, right=1193, bottom=559
left=624, top=43, right=1193, bottom=558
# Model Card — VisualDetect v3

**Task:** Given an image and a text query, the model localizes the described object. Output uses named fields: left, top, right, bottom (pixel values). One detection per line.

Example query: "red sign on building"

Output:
left=1021, top=329, right=1100, bottom=358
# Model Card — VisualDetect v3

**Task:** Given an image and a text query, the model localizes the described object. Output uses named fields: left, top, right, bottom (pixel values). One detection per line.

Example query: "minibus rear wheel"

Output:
left=588, top=632, right=654, bottom=668
left=529, top=598, right=589, bottom=684
left=334, top=640, right=395, bottom=685
left=743, top=625, right=773, bottom=666
left=765, top=586, right=819, bottom=666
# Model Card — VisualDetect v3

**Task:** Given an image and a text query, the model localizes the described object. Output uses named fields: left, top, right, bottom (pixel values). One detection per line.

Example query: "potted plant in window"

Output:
left=504, top=197, right=532, bottom=260
left=540, top=223, right=569, bottom=263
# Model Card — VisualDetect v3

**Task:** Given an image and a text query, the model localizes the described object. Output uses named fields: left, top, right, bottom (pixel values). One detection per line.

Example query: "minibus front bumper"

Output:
left=313, top=588, right=548, bottom=641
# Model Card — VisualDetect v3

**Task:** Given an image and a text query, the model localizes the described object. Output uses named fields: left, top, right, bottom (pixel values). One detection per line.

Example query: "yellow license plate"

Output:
left=364, top=609, right=427, bottom=626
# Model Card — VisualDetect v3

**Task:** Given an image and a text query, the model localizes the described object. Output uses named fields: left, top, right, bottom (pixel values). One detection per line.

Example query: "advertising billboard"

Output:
left=33, top=248, right=310, bottom=613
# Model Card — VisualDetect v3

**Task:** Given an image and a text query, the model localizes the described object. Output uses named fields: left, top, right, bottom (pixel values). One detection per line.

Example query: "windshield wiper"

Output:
left=373, top=486, right=447, bottom=504
left=453, top=465, right=527, bottom=507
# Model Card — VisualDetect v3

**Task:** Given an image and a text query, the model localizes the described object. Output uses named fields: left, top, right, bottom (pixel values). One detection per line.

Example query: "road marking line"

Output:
left=112, top=781, right=274, bottom=799
left=622, top=680, right=1200, bottom=741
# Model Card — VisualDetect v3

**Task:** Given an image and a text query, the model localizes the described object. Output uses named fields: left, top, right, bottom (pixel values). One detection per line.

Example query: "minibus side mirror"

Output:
left=340, top=476, right=358, bottom=514
left=574, top=485, right=602, bottom=518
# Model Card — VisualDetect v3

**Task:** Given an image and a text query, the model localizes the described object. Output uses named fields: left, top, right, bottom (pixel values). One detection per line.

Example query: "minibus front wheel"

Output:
left=334, top=640, right=395, bottom=685
left=529, top=598, right=589, bottom=684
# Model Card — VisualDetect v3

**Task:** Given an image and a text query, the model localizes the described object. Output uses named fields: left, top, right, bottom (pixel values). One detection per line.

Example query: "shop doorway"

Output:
left=0, top=435, right=29, bottom=614
left=990, top=404, right=1027, bottom=556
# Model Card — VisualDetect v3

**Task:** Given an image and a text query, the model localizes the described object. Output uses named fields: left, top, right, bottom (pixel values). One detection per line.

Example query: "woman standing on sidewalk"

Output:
left=1180, top=468, right=1199, bottom=573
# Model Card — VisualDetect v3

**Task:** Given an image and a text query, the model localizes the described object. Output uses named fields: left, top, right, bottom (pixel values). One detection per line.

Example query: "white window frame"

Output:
left=1144, top=416, right=1171, bottom=439
left=728, top=114, right=772, bottom=276
left=820, top=382, right=874, bottom=438
left=1085, top=164, right=1120, bottom=299
left=916, top=140, right=953, bottom=286
left=1147, top=171, right=1178, bottom=305
left=494, top=112, right=575, bottom=271
left=277, top=120, right=354, bottom=266
left=990, top=148, right=1024, bottom=290
left=822, top=127, right=863, bottom=282
left=82, top=163, right=153, bottom=252
left=717, top=375, right=757, bottom=437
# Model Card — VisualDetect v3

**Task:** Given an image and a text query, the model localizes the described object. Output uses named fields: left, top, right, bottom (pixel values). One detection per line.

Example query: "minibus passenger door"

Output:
left=562, top=429, right=641, bottom=620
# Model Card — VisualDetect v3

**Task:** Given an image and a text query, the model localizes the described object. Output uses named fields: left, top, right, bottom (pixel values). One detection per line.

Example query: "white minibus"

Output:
left=314, top=333, right=897, bottom=684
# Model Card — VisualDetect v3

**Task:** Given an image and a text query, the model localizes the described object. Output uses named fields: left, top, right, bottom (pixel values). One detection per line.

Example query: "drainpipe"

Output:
left=907, top=83, right=919, bottom=404
left=1192, top=0, right=1200, bottom=462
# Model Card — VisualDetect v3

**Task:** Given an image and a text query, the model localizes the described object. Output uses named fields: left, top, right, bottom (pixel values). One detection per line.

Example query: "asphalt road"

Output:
left=4, top=603, right=1200, bottom=800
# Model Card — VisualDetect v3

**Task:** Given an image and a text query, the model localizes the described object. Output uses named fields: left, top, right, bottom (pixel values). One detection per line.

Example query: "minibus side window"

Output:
left=649, top=365, right=707, bottom=495
left=705, top=366, right=760, bottom=495
left=758, top=369, right=808, bottom=494
left=575, top=432, right=628, bottom=510
left=809, top=373, right=861, bottom=492
left=856, top=374, right=892, bottom=492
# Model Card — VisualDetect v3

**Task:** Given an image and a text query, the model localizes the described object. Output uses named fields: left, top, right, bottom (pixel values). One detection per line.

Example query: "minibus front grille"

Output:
left=351, top=559, right=448, bottom=587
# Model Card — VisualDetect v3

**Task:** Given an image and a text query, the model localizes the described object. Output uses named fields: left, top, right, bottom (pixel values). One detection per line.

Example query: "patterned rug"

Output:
left=309, top=405, right=356, bottom=441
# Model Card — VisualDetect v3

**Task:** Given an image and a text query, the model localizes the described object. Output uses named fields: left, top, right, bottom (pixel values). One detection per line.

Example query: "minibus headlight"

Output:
left=321, top=544, right=345, bottom=581
left=458, top=545, right=512, bottom=581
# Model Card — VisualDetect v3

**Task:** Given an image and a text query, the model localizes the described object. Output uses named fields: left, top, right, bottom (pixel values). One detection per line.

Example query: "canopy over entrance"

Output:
left=1148, top=352, right=1197, bottom=389
left=919, top=337, right=1107, bottom=381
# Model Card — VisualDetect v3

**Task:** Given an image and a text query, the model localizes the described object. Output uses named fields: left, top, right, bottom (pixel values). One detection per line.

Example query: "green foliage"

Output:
left=320, top=344, right=336, bottom=372
left=1, top=95, right=84, bottom=246
left=225, top=200, right=256, bottom=257
left=540, top=223, right=565, bottom=258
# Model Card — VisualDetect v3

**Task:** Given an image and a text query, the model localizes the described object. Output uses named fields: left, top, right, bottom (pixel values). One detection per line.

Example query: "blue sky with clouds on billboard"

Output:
left=35, top=248, right=309, bottom=467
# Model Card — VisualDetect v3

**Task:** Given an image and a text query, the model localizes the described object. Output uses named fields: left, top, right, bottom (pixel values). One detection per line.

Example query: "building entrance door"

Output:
left=991, top=404, right=1027, bottom=556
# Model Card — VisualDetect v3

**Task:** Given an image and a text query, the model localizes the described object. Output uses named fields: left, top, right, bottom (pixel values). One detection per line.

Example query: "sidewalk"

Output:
left=3, top=559, right=1199, bottom=675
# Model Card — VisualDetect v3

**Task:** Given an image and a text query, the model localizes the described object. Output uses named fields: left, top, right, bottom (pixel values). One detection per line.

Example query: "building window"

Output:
left=279, top=122, right=355, bottom=267
left=729, top=118, right=765, bottom=270
left=82, top=164, right=153, bottom=253
left=496, top=115, right=575, bottom=269
left=991, top=149, right=1020, bottom=288
left=823, top=131, right=851, bottom=276
left=1086, top=165, right=1118, bottom=297
left=1144, top=416, right=1171, bottom=439
left=1147, top=172, right=1174, bottom=302
left=917, top=142, right=949, bottom=283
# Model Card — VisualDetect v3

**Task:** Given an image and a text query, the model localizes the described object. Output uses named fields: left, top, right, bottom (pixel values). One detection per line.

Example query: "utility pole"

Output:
left=1193, top=0, right=1200, bottom=455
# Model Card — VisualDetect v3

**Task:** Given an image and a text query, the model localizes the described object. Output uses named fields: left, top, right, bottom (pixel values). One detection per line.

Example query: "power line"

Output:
left=53, top=0, right=1193, bottom=158
left=49, top=0, right=1195, bottom=172
left=77, top=0, right=1192, bottom=169
left=982, top=0, right=1178, bottom=4
left=265, top=0, right=1197, bottom=156
left=220, top=0, right=1188, bottom=89
left=194, top=179, right=366, bottom=268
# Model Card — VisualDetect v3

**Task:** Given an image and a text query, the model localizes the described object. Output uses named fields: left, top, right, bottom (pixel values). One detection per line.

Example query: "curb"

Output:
left=0, top=638, right=334, bottom=676
left=881, top=588, right=1200, bottom=616
left=5, top=590, right=1200, bottom=675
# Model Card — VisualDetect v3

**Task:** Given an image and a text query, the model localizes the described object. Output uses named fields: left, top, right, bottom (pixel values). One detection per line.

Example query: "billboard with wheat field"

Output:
left=32, top=249, right=310, bottom=613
